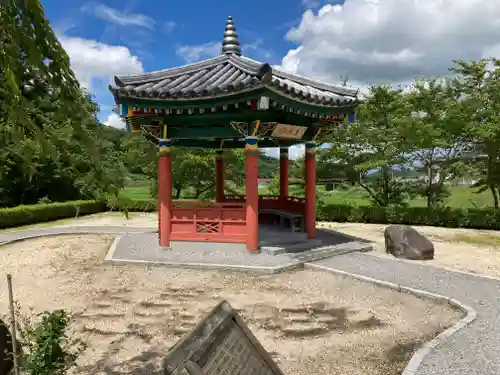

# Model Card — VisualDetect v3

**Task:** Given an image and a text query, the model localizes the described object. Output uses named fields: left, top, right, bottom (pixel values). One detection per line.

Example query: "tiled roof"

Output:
left=109, top=54, right=358, bottom=107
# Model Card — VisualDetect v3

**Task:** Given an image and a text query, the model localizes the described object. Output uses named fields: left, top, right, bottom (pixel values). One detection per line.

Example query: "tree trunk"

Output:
left=486, top=149, right=499, bottom=209
left=489, top=184, right=498, bottom=209
left=426, top=162, right=433, bottom=208
left=174, top=187, right=182, bottom=200
left=382, top=167, right=390, bottom=206
left=195, top=183, right=214, bottom=199
left=358, top=180, right=385, bottom=206
left=194, top=186, right=201, bottom=199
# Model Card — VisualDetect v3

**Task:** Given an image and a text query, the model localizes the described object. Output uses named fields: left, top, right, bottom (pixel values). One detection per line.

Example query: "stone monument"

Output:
left=163, top=300, right=285, bottom=375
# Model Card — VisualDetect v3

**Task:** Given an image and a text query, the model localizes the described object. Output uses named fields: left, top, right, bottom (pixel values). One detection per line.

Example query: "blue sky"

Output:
left=40, top=0, right=500, bottom=157
left=42, top=0, right=341, bottom=127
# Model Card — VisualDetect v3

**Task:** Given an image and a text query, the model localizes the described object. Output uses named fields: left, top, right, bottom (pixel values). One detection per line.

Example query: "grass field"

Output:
left=119, top=186, right=152, bottom=200
left=318, top=185, right=494, bottom=208
left=119, top=180, right=494, bottom=209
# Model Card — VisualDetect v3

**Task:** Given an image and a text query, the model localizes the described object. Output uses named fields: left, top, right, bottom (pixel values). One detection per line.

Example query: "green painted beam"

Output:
left=128, top=109, right=288, bottom=126
left=167, top=125, right=241, bottom=139
left=170, top=138, right=301, bottom=149
left=117, top=87, right=357, bottom=116
left=119, top=88, right=266, bottom=109
left=127, top=109, right=322, bottom=129
left=126, top=107, right=347, bottom=142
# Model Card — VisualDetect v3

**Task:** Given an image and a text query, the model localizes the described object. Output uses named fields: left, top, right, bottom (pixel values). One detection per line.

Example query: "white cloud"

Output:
left=176, top=40, right=273, bottom=63
left=242, top=39, right=273, bottom=60
left=176, top=42, right=221, bottom=63
left=279, top=0, right=500, bottom=88
left=58, top=35, right=144, bottom=90
left=262, top=144, right=304, bottom=160
left=104, top=113, right=126, bottom=129
left=164, top=20, right=177, bottom=34
left=81, top=2, right=155, bottom=29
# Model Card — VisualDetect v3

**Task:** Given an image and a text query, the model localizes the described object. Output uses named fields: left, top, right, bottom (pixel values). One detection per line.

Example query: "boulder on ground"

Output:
left=0, top=319, right=13, bottom=375
left=384, top=225, right=434, bottom=260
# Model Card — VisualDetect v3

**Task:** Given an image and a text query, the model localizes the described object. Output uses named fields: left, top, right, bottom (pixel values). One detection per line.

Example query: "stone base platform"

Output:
left=106, top=227, right=372, bottom=273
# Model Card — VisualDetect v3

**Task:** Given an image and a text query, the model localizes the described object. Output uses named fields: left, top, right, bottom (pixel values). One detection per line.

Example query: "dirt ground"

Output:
left=0, top=234, right=461, bottom=375
left=49, top=212, right=500, bottom=279
left=319, top=222, right=500, bottom=278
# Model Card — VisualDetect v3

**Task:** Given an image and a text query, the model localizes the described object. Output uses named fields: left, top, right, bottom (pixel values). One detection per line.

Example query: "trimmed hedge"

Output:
left=125, top=200, right=500, bottom=230
left=0, top=200, right=106, bottom=229
left=114, top=199, right=156, bottom=213
left=316, top=204, right=500, bottom=230
left=1, top=199, right=499, bottom=230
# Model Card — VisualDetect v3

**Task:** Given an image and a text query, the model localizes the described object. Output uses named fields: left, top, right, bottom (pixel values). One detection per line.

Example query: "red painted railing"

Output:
left=223, top=195, right=306, bottom=214
left=171, top=201, right=246, bottom=243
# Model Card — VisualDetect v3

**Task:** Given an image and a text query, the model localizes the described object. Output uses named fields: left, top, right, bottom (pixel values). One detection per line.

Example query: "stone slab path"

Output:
left=1, top=226, right=498, bottom=374
left=0, top=226, right=155, bottom=246
left=312, top=253, right=500, bottom=375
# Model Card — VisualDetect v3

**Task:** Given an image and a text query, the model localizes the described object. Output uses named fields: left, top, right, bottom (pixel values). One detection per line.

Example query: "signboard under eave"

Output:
left=271, top=124, right=308, bottom=140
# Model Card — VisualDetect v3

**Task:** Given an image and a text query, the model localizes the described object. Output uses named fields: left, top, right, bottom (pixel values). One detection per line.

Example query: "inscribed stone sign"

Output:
left=163, top=300, right=285, bottom=375
left=271, top=124, right=307, bottom=140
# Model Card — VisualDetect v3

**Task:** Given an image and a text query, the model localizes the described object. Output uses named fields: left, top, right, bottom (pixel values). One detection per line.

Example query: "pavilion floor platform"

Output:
left=105, top=226, right=373, bottom=274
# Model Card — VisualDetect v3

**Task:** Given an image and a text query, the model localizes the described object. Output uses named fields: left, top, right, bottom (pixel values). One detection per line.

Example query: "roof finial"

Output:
left=221, top=16, right=241, bottom=56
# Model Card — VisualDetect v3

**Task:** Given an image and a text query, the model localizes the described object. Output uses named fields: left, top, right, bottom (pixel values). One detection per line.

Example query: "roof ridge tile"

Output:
left=115, top=55, right=229, bottom=86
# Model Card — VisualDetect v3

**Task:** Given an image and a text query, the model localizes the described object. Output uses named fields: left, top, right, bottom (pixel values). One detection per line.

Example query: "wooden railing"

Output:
left=171, top=201, right=246, bottom=243
left=223, top=195, right=306, bottom=214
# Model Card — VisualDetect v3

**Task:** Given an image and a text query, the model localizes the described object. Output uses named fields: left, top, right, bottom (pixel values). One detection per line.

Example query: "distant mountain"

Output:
left=368, top=168, right=425, bottom=179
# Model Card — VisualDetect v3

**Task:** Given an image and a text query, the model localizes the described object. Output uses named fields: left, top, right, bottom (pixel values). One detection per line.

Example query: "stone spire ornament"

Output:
left=221, top=16, right=241, bottom=56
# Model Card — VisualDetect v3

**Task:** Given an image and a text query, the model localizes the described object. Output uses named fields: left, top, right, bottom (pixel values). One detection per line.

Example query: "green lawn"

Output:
left=319, top=185, right=494, bottom=208
left=119, top=186, right=152, bottom=200
left=119, top=181, right=494, bottom=209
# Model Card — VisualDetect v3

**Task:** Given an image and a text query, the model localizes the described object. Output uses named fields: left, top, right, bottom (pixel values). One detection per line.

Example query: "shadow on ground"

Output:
left=317, top=228, right=373, bottom=246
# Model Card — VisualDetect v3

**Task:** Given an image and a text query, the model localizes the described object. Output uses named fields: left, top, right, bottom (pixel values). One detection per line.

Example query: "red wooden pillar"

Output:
left=215, top=150, right=224, bottom=202
left=305, top=141, right=316, bottom=239
left=158, top=138, right=172, bottom=247
left=279, top=147, right=289, bottom=199
left=245, top=137, right=259, bottom=252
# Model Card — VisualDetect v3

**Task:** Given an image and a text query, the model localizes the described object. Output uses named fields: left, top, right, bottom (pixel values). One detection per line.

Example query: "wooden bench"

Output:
left=259, top=209, right=304, bottom=233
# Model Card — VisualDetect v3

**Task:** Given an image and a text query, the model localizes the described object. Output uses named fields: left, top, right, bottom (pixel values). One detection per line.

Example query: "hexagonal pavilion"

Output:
left=109, top=16, right=359, bottom=252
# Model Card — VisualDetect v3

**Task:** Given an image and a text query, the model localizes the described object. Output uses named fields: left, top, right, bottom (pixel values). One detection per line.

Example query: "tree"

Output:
left=406, top=77, right=470, bottom=207
left=120, top=131, right=248, bottom=200
left=18, top=310, right=85, bottom=375
left=0, top=71, right=128, bottom=206
left=450, top=58, right=500, bottom=208
left=1, top=0, right=81, bottom=135
left=0, top=0, right=127, bottom=207
left=322, top=85, right=414, bottom=206
left=266, top=174, right=281, bottom=196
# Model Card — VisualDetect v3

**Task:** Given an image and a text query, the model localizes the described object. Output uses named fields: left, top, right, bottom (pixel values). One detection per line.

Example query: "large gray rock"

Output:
left=384, top=225, right=434, bottom=260
left=0, top=319, right=13, bottom=375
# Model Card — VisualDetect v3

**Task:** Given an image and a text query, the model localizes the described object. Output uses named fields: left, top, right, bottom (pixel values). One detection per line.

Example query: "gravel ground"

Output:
left=313, top=253, right=500, bottom=375
left=10, top=213, right=499, bottom=280
left=8, top=213, right=500, bottom=278
left=0, top=234, right=461, bottom=375
left=0, top=225, right=155, bottom=245
left=2, top=216, right=499, bottom=374
left=319, top=222, right=500, bottom=278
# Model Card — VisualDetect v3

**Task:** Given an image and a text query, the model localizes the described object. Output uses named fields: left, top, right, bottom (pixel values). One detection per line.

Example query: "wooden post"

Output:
left=245, top=137, right=259, bottom=252
left=158, top=138, right=172, bottom=248
left=215, top=150, right=224, bottom=202
left=7, top=275, right=19, bottom=375
left=279, top=147, right=289, bottom=199
left=305, top=141, right=316, bottom=239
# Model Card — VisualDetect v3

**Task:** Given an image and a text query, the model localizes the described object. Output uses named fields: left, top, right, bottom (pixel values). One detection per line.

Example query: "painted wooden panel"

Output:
left=171, top=202, right=246, bottom=243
